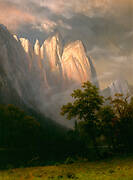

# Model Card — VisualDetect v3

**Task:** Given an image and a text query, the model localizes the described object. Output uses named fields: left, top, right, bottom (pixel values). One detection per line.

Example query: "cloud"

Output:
left=26, top=0, right=133, bottom=19
left=32, top=19, right=57, bottom=33
left=1, top=0, right=132, bottom=33
left=58, top=20, right=72, bottom=30
left=88, top=44, right=133, bottom=89
left=0, top=1, right=36, bottom=31
left=0, top=0, right=132, bottom=88
left=0, top=1, right=52, bottom=31
left=30, top=0, right=110, bottom=17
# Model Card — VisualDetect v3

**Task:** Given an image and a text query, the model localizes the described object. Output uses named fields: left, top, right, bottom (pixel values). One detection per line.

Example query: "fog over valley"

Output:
left=0, top=0, right=132, bottom=127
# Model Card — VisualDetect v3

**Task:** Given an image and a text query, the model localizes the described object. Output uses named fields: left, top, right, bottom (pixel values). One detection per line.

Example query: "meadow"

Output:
left=0, top=156, right=133, bottom=180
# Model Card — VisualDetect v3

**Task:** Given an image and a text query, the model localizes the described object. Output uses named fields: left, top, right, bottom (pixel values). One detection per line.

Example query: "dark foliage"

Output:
left=0, top=104, right=41, bottom=148
left=61, top=81, right=133, bottom=157
left=1, top=81, right=133, bottom=169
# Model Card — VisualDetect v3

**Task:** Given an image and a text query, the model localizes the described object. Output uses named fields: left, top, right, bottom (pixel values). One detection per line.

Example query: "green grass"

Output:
left=0, top=156, right=133, bottom=180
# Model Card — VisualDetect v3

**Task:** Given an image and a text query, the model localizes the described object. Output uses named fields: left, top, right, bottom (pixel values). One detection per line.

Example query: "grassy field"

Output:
left=0, top=156, right=133, bottom=180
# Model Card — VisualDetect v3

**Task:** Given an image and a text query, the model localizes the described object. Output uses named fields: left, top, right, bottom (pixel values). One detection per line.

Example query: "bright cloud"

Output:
left=0, top=0, right=132, bottom=31
left=0, top=2, right=36, bottom=30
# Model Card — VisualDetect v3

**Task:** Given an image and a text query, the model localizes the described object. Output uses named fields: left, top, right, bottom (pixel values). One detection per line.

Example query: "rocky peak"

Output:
left=62, top=40, right=92, bottom=84
left=20, top=38, right=32, bottom=54
left=0, top=24, right=15, bottom=45
left=34, top=39, right=41, bottom=57
left=46, top=31, right=62, bottom=44
left=13, top=35, right=18, bottom=41
left=0, top=24, right=8, bottom=32
left=109, top=79, right=130, bottom=97
left=101, top=79, right=130, bottom=98
left=62, top=40, right=88, bottom=64
left=41, top=32, right=63, bottom=71
left=12, top=32, right=98, bottom=89
left=64, top=40, right=83, bottom=50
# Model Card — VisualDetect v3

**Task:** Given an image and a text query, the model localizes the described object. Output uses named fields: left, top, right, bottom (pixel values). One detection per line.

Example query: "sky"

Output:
left=0, top=0, right=133, bottom=88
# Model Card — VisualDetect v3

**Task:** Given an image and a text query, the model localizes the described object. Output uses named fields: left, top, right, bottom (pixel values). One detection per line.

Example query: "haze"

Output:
left=0, top=0, right=133, bottom=88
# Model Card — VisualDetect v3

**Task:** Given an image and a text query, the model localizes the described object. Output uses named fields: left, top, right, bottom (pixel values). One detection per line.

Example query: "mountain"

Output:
left=18, top=33, right=98, bottom=89
left=0, top=25, right=50, bottom=110
left=40, top=32, right=63, bottom=88
left=1, top=24, right=132, bottom=127
left=62, top=40, right=92, bottom=86
left=102, top=79, right=131, bottom=98
left=109, top=79, right=130, bottom=97
left=0, top=24, right=98, bottom=127
left=0, top=24, right=31, bottom=106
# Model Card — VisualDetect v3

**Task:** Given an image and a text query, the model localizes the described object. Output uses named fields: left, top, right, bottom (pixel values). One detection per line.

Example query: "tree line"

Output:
left=61, top=81, right=133, bottom=157
left=0, top=81, right=133, bottom=168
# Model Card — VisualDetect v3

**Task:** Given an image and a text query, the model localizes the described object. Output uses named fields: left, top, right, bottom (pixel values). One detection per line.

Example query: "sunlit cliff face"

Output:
left=16, top=33, right=97, bottom=89
left=62, top=41, right=91, bottom=84
left=0, top=0, right=133, bottom=89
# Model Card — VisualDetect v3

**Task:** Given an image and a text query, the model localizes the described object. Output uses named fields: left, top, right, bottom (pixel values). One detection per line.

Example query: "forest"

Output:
left=0, top=81, right=133, bottom=170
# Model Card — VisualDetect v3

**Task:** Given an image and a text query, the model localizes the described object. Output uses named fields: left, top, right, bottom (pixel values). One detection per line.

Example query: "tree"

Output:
left=98, top=93, right=133, bottom=153
left=107, top=94, right=133, bottom=151
left=0, top=104, right=41, bottom=148
left=98, top=105, right=117, bottom=151
left=61, top=81, right=104, bottom=156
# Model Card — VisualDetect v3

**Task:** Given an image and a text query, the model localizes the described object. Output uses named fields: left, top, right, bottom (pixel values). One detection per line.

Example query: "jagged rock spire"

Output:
left=34, top=39, right=41, bottom=56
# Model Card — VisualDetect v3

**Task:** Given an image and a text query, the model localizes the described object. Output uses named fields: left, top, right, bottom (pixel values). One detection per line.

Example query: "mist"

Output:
left=0, top=0, right=133, bottom=127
